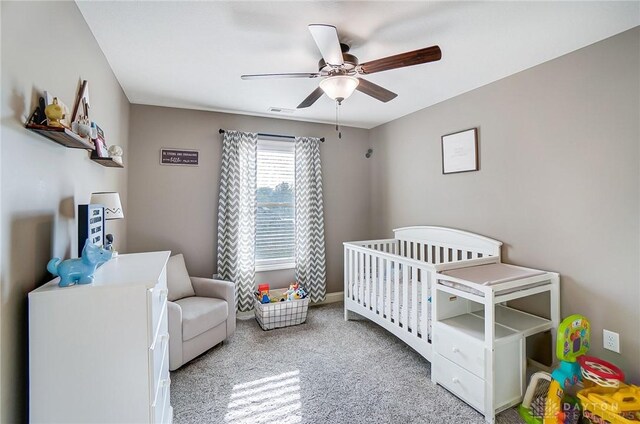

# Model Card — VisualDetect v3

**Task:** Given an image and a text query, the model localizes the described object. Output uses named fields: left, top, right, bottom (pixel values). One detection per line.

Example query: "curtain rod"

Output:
left=218, top=128, right=324, bottom=143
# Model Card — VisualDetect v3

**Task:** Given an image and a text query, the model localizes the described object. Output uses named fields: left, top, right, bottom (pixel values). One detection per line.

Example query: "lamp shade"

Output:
left=90, top=192, right=124, bottom=220
left=319, top=76, right=359, bottom=101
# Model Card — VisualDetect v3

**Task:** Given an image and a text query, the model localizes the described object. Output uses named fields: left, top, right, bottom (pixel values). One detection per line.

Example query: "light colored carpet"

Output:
left=171, top=302, right=525, bottom=424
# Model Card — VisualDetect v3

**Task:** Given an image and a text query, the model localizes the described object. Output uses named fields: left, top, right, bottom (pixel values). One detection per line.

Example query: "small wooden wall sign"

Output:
left=160, top=148, right=199, bottom=166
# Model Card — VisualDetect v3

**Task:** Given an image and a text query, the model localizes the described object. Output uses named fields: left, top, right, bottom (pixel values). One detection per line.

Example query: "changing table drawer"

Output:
left=434, top=323, right=485, bottom=378
left=434, top=353, right=485, bottom=413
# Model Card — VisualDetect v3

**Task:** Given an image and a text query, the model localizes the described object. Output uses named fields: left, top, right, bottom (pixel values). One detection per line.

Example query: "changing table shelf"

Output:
left=437, top=311, right=518, bottom=343
left=470, top=305, right=553, bottom=336
left=432, top=263, right=560, bottom=424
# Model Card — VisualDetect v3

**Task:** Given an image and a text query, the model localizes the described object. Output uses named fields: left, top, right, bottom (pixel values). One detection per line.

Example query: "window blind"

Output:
left=256, top=139, right=295, bottom=268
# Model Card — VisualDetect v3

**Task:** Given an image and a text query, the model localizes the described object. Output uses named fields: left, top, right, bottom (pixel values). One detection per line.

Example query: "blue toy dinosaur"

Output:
left=47, top=239, right=113, bottom=287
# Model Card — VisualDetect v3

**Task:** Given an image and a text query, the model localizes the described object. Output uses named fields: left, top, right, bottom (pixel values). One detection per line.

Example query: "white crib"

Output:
left=343, top=226, right=502, bottom=358
left=343, top=226, right=560, bottom=423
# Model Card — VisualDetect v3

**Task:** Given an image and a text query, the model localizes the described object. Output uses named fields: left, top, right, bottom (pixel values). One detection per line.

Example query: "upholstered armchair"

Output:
left=166, top=254, right=236, bottom=371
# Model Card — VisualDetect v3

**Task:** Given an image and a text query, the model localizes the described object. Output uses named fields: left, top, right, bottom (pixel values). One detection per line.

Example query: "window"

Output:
left=255, top=138, right=295, bottom=271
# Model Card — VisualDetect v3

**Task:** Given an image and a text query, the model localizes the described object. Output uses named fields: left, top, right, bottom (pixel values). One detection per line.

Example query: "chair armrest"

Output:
left=167, top=301, right=183, bottom=371
left=191, top=277, right=234, bottom=302
left=190, top=277, right=236, bottom=337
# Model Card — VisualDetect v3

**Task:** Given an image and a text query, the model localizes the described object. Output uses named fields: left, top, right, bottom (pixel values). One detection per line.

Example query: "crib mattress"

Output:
left=350, top=279, right=430, bottom=338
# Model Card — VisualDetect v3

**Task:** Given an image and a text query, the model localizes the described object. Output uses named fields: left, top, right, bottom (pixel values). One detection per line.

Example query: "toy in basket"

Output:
left=254, top=283, right=309, bottom=331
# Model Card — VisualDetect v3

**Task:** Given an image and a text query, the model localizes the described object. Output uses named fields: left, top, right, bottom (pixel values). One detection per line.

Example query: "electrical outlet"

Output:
left=603, top=329, right=620, bottom=353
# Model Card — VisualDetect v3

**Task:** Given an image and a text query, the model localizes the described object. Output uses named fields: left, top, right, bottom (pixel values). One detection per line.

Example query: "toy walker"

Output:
left=520, top=314, right=626, bottom=424
left=543, top=314, right=591, bottom=424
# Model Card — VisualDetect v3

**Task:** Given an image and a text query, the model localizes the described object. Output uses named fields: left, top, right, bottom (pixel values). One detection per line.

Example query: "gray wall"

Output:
left=0, top=2, right=130, bottom=421
left=127, top=105, right=371, bottom=293
left=368, top=27, right=640, bottom=381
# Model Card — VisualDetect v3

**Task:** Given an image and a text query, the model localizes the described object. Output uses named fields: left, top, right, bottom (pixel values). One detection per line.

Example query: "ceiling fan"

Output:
left=241, top=24, right=442, bottom=109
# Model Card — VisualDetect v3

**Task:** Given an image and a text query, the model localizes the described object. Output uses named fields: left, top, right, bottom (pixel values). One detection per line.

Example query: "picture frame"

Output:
left=441, top=128, right=479, bottom=174
left=92, top=124, right=109, bottom=158
left=160, top=148, right=199, bottom=166
left=77, top=204, right=105, bottom=257
left=94, top=137, right=108, bottom=158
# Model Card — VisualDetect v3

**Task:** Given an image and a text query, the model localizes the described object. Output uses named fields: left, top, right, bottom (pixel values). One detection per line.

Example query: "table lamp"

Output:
left=90, top=192, right=124, bottom=255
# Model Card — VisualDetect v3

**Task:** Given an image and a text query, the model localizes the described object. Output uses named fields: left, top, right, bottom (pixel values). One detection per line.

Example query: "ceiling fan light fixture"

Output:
left=319, top=76, right=359, bottom=102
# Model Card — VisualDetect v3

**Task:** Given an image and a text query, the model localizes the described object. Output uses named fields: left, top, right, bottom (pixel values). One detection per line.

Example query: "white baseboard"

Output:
left=236, top=291, right=344, bottom=320
left=237, top=310, right=255, bottom=320
left=315, top=291, right=343, bottom=305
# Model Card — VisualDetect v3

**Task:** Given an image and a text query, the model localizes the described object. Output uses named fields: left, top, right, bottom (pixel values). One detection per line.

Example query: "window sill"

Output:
left=255, top=262, right=296, bottom=272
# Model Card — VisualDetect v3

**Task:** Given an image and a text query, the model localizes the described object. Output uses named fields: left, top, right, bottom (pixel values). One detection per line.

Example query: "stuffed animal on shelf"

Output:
left=47, top=239, right=113, bottom=287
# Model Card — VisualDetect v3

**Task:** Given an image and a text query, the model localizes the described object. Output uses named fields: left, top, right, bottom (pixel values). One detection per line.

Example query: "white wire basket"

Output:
left=254, top=291, right=310, bottom=331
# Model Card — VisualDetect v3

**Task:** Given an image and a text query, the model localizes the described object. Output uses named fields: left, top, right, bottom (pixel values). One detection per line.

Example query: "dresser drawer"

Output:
left=152, top=374, right=171, bottom=424
left=434, top=324, right=485, bottom=378
left=148, top=273, right=168, bottom=341
left=150, top=304, right=169, bottom=397
left=434, top=354, right=485, bottom=413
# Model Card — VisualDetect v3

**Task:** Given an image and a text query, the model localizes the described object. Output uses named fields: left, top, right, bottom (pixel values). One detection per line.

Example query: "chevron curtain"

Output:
left=294, top=137, right=326, bottom=303
left=217, top=130, right=258, bottom=312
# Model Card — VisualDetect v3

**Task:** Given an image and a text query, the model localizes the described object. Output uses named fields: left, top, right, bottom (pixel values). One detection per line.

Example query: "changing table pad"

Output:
left=438, top=263, right=549, bottom=296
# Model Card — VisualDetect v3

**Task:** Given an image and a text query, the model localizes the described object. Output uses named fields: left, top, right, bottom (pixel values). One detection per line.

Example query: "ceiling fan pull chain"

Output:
left=336, top=100, right=342, bottom=139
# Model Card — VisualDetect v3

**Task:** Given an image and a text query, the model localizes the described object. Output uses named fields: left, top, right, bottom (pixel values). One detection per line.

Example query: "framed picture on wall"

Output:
left=441, top=128, right=479, bottom=174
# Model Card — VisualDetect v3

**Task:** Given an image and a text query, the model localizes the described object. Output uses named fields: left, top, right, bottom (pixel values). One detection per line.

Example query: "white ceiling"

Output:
left=76, top=1, right=639, bottom=129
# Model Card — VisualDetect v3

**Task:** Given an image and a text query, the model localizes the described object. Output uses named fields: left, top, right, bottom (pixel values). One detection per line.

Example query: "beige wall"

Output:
left=0, top=2, right=130, bottom=421
left=127, top=105, right=371, bottom=293
left=369, top=27, right=640, bottom=381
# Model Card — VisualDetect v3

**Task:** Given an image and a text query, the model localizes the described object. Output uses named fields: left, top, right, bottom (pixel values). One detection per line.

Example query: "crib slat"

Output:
left=365, top=253, right=370, bottom=308
left=422, top=271, right=431, bottom=340
left=372, top=254, right=378, bottom=313
left=435, top=245, right=441, bottom=263
left=385, top=259, right=392, bottom=318
left=394, top=260, right=400, bottom=324
left=350, top=248, right=355, bottom=300
left=402, top=264, right=409, bottom=329
left=352, top=249, right=357, bottom=300
left=345, top=248, right=350, bottom=300
left=411, top=266, right=418, bottom=334
left=358, top=251, right=364, bottom=304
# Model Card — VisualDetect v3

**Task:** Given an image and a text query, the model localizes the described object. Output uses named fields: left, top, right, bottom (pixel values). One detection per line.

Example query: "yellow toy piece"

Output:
left=578, top=384, right=640, bottom=423
left=543, top=380, right=564, bottom=424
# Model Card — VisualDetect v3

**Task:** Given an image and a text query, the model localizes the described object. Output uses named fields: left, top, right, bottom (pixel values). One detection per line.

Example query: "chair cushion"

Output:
left=175, top=297, right=228, bottom=341
left=167, top=254, right=195, bottom=301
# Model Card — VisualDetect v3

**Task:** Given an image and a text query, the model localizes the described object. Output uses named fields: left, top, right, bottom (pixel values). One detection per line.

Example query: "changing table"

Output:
left=431, top=262, right=560, bottom=423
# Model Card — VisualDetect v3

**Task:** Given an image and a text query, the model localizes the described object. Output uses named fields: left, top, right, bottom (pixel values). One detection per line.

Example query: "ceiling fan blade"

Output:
left=356, top=78, right=398, bottom=103
left=297, top=87, right=325, bottom=109
left=308, top=24, right=344, bottom=66
left=358, top=45, right=441, bottom=75
left=241, top=72, right=322, bottom=80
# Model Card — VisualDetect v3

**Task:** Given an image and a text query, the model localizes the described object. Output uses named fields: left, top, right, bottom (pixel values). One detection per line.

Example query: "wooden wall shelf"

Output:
left=25, top=123, right=94, bottom=150
left=90, top=156, right=124, bottom=168
left=26, top=122, right=124, bottom=169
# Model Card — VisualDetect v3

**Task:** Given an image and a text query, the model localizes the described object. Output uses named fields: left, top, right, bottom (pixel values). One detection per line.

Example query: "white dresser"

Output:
left=29, top=251, right=172, bottom=423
